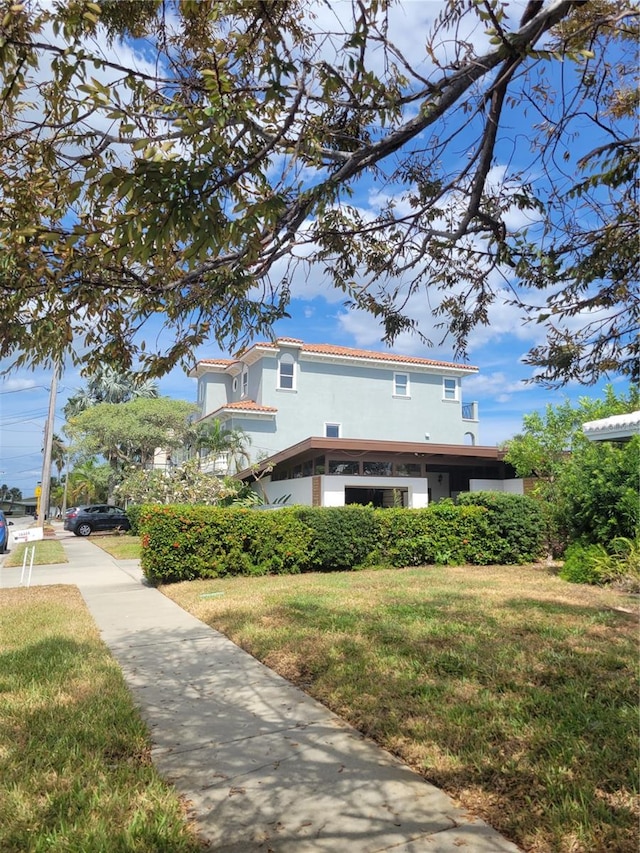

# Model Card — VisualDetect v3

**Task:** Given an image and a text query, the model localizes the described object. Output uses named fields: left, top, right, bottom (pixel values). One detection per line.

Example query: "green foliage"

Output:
left=374, top=503, right=493, bottom=567
left=66, top=458, right=111, bottom=504
left=139, top=506, right=313, bottom=585
left=140, top=499, right=548, bottom=584
left=66, top=397, right=198, bottom=472
left=553, top=435, right=639, bottom=548
left=456, top=492, right=546, bottom=563
left=294, top=506, right=379, bottom=571
left=503, top=386, right=639, bottom=552
left=0, top=2, right=636, bottom=384
left=114, top=459, right=241, bottom=506
left=125, top=504, right=143, bottom=536
left=560, top=538, right=640, bottom=591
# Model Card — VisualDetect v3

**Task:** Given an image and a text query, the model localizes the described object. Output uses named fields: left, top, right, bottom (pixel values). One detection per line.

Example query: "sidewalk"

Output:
left=1, top=535, right=521, bottom=852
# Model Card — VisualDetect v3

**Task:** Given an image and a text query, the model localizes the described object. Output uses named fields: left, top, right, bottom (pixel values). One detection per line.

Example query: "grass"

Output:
left=90, top=534, right=142, bottom=560
left=4, top=539, right=67, bottom=567
left=0, top=585, right=205, bottom=853
left=162, top=564, right=640, bottom=853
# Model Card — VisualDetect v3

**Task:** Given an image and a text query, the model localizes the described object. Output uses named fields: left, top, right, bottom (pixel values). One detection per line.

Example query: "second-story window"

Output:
left=241, top=367, right=248, bottom=398
left=394, top=372, right=409, bottom=396
left=278, top=354, right=295, bottom=390
left=443, top=377, right=457, bottom=400
left=325, top=423, right=341, bottom=438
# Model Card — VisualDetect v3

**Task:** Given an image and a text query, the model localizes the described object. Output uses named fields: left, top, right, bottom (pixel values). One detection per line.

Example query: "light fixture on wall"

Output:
left=437, top=474, right=443, bottom=483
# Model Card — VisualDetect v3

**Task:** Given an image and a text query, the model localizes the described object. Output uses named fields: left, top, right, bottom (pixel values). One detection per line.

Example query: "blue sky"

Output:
left=0, top=1, right=633, bottom=497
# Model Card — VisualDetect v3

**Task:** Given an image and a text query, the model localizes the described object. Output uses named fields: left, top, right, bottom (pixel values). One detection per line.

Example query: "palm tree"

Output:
left=194, top=420, right=251, bottom=475
left=50, top=433, right=67, bottom=481
left=64, top=366, right=159, bottom=418
left=66, top=459, right=110, bottom=505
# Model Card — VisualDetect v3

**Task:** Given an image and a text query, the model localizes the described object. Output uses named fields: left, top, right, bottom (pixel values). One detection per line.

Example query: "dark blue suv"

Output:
left=64, top=505, right=131, bottom=537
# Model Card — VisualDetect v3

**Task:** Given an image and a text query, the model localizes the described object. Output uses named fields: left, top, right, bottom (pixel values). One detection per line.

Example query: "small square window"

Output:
left=325, top=423, right=341, bottom=438
left=443, top=377, right=457, bottom=400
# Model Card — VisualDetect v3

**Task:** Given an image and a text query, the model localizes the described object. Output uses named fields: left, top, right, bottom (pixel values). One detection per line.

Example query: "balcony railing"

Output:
left=462, top=401, right=478, bottom=421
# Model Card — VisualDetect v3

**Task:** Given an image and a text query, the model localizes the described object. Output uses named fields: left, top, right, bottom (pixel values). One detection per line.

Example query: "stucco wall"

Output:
left=470, top=478, right=524, bottom=495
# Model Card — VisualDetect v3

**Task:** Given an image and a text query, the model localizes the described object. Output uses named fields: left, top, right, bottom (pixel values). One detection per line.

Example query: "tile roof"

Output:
left=299, top=342, right=477, bottom=370
left=193, top=339, right=477, bottom=373
left=215, top=400, right=278, bottom=413
left=235, top=339, right=477, bottom=371
left=582, top=410, right=640, bottom=440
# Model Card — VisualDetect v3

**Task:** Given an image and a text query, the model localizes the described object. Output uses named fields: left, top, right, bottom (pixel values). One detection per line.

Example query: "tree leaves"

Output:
left=0, top=0, right=637, bottom=383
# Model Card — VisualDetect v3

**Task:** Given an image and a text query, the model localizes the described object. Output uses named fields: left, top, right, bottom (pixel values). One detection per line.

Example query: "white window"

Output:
left=278, top=353, right=295, bottom=390
left=241, top=367, right=248, bottom=398
left=443, top=377, right=457, bottom=400
left=325, top=423, right=341, bottom=438
left=394, top=372, right=409, bottom=397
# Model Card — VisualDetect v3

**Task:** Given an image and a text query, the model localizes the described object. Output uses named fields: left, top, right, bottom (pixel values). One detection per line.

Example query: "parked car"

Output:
left=0, top=510, right=14, bottom=552
left=64, top=505, right=131, bottom=537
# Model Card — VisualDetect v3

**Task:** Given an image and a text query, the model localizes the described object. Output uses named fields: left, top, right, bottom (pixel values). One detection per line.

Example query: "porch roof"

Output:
left=236, top=437, right=506, bottom=479
left=582, top=410, right=640, bottom=441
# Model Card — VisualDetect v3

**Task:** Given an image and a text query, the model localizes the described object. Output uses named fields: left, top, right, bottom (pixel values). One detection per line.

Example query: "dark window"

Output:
left=328, top=460, right=360, bottom=475
left=363, top=461, right=393, bottom=476
left=395, top=462, right=423, bottom=477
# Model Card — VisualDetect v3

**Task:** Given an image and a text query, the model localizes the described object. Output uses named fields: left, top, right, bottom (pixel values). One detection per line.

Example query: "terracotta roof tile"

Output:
left=300, top=342, right=477, bottom=371
left=214, top=400, right=277, bottom=413
left=210, top=339, right=476, bottom=371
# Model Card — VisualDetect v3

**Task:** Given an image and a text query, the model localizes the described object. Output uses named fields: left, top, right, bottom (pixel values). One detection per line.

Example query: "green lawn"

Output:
left=0, top=586, right=206, bottom=853
left=163, top=564, right=639, bottom=853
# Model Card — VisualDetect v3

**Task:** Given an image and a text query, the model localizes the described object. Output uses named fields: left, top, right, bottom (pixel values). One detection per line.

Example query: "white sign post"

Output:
left=13, top=528, right=44, bottom=587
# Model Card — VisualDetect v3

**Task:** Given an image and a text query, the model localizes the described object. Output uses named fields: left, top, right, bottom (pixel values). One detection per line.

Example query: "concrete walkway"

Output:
left=1, top=534, right=521, bottom=852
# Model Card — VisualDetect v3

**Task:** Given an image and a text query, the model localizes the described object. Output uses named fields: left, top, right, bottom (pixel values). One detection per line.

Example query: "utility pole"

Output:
left=38, top=364, right=59, bottom=528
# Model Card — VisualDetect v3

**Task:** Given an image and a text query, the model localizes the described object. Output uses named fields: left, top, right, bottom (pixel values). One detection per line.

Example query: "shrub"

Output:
left=293, top=506, right=378, bottom=571
left=138, top=497, right=549, bottom=585
left=553, top=436, right=639, bottom=549
left=139, top=505, right=313, bottom=584
left=456, top=491, right=545, bottom=563
left=374, top=502, right=493, bottom=566
left=124, top=504, right=145, bottom=536
left=560, top=543, right=611, bottom=585
left=560, top=537, right=640, bottom=590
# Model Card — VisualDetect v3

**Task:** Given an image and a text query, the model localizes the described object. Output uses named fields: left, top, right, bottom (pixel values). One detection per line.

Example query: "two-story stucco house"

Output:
left=189, top=338, right=519, bottom=507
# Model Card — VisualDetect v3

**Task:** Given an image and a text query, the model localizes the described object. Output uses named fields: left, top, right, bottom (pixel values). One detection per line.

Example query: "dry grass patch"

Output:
left=89, top=534, right=141, bottom=560
left=163, top=563, right=639, bottom=853
left=0, top=585, right=205, bottom=852
left=3, top=539, right=67, bottom=567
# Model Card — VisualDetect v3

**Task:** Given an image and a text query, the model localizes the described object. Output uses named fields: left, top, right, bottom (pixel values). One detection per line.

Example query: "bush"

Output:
left=293, top=506, right=378, bottom=571
left=559, top=543, right=608, bottom=585
left=139, top=506, right=313, bottom=585
left=553, top=436, right=639, bottom=549
left=124, top=504, right=145, bottom=536
left=138, top=497, right=548, bottom=584
left=560, top=537, right=640, bottom=590
left=374, top=502, right=493, bottom=566
left=456, top=491, right=545, bottom=563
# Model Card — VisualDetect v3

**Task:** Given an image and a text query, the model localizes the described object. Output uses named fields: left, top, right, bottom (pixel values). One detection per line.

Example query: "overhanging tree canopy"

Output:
left=0, top=0, right=637, bottom=384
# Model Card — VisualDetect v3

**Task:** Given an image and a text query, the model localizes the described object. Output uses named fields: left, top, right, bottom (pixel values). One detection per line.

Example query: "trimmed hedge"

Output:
left=138, top=505, right=313, bottom=585
left=456, top=491, right=545, bottom=563
left=138, top=493, right=545, bottom=585
left=125, top=504, right=144, bottom=536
